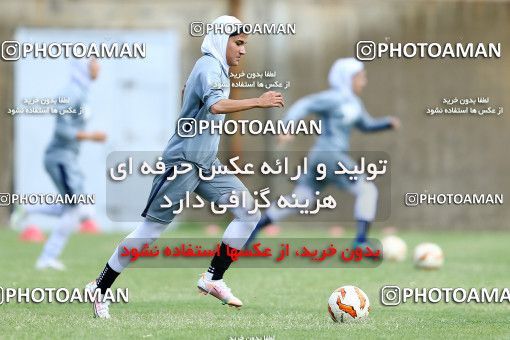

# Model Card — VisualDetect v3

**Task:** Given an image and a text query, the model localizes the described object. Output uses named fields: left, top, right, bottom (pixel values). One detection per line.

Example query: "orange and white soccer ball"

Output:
left=327, top=285, right=370, bottom=323
left=413, top=243, right=444, bottom=269
left=382, top=235, right=407, bottom=262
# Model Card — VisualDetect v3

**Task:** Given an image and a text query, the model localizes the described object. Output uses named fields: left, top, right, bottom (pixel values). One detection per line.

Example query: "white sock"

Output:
left=348, top=180, right=378, bottom=221
left=219, top=192, right=261, bottom=250
left=37, top=205, right=84, bottom=262
left=107, top=219, right=169, bottom=273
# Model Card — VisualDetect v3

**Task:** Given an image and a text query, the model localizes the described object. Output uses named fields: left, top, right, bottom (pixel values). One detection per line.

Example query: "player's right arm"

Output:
left=76, top=131, right=107, bottom=142
left=55, top=115, right=105, bottom=142
left=55, top=113, right=106, bottom=142
left=355, top=106, right=400, bottom=132
left=54, top=96, right=107, bottom=143
left=196, top=63, right=284, bottom=114
left=210, top=91, right=284, bottom=114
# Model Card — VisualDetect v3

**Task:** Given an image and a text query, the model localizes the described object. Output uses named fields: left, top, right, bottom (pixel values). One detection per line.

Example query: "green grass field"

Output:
left=0, top=226, right=509, bottom=339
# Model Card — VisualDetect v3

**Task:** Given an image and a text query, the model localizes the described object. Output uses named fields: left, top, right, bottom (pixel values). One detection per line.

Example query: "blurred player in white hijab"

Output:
left=249, top=58, right=400, bottom=247
left=11, top=58, right=106, bottom=270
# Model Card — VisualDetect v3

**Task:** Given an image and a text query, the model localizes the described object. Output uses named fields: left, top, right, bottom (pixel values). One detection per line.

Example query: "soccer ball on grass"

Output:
left=327, top=285, right=370, bottom=323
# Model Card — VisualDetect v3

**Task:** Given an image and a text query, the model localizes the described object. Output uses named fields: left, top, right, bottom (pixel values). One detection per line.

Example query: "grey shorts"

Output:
left=142, top=160, right=250, bottom=224
left=44, top=158, right=84, bottom=197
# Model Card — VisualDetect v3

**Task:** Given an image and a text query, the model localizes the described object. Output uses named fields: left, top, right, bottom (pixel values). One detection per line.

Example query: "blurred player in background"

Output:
left=11, top=58, right=107, bottom=270
left=248, top=58, right=400, bottom=247
left=86, top=15, right=284, bottom=318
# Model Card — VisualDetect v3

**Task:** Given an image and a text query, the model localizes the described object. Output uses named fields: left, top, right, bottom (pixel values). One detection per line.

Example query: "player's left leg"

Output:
left=36, top=204, right=88, bottom=270
left=347, top=179, right=378, bottom=245
left=328, top=153, right=379, bottom=246
left=87, top=163, right=201, bottom=318
left=36, top=160, right=86, bottom=270
left=195, top=172, right=261, bottom=307
left=246, top=183, right=316, bottom=246
left=85, top=218, right=171, bottom=318
left=247, top=154, right=329, bottom=246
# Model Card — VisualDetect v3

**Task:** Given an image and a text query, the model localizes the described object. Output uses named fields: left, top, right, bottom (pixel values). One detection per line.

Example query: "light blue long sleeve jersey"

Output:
left=162, top=54, right=229, bottom=170
left=283, top=89, right=392, bottom=154
left=44, top=78, right=89, bottom=197
left=45, top=80, right=88, bottom=163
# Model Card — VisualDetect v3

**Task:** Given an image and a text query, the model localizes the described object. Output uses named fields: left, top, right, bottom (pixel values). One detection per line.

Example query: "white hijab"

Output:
left=201, top=15, right=242, bottom=76
left=70, top=58, right=92, bottom=92
left=328, top=58, right=364, bottom=98
left=68, top=58, right=94, bottom=120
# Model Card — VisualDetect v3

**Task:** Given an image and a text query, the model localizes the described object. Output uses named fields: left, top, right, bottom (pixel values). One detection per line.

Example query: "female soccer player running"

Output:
left=86, top=15, right=284, bottom=318
left=11, top=58, right=106, bottom=270
left=248, top=58, right=400, bottom=247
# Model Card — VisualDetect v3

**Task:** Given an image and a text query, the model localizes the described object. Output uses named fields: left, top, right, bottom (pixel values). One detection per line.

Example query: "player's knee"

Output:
left=127, top=219, right=168, bottom=240
left=236, top=206, right=261, bottom=225
left=366, top=182, right=378, bottom=197
left=249, top=208, right=262, bottom=224
left=145, top=225, right=167, bottom=240
left=358, top=181, right=378, bottom=199
left=293, top=185, right=315, bottom=202
left=223, top=192, right=261, bottom=225
left=244, top=209, right=261, bottom=235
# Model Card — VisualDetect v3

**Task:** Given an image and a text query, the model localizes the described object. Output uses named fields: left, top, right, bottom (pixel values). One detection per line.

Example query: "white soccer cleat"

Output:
left=85, top=281, right=111, bottom=319
left=35, top=258, right=66, bottom=271
left=197, top=273, right=243, bottom=308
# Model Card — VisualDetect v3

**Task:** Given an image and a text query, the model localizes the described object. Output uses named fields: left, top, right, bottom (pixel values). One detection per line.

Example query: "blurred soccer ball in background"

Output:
left=381, top=235, right=407, bottom=262
left=413, top=242, right=444, bottom=269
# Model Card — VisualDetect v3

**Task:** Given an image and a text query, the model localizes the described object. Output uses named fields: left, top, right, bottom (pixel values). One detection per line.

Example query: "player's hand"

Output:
left=258, top=91, right=284, bottom=108
left=91, top=131, right=107, bottom=142
left=277, top=133, right=294, bottom=146
left=390, top=117, right=401, bottom=130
